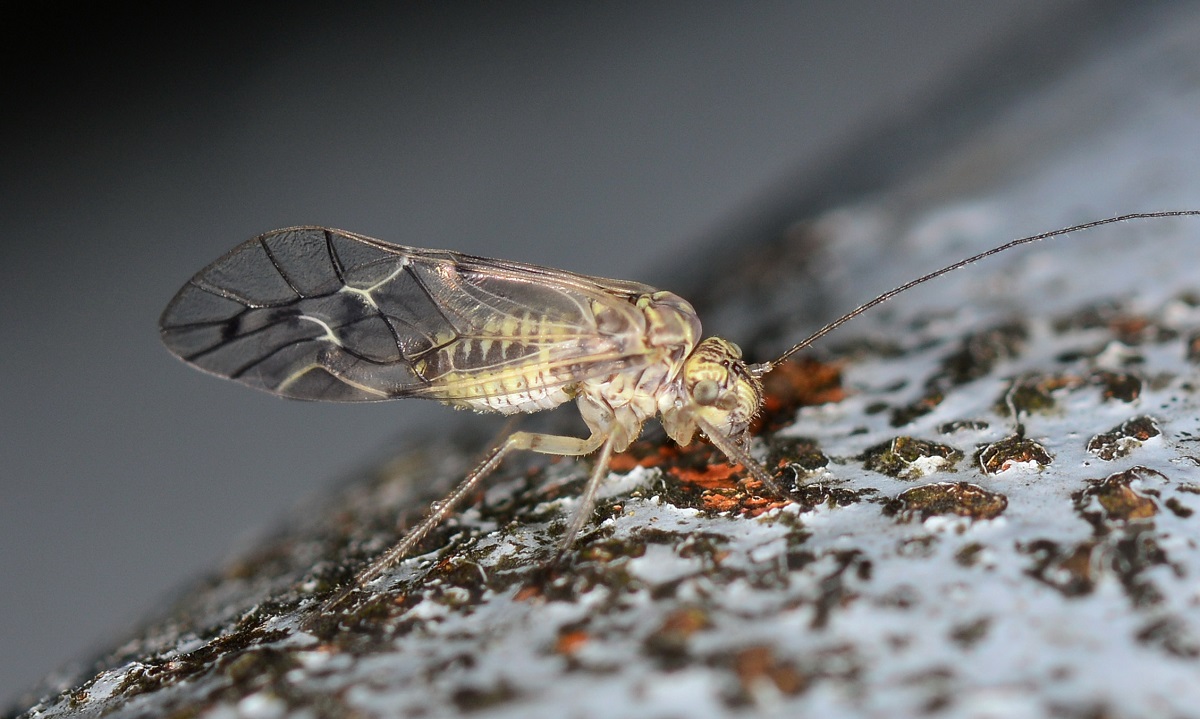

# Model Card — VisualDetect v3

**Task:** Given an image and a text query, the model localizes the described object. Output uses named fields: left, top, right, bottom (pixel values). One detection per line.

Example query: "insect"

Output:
left=160, top=211, right=1197, bottom=609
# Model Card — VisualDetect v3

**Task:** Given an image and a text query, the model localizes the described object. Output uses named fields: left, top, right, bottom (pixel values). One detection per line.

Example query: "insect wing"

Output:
left=160, top=227, right=657, bottom=404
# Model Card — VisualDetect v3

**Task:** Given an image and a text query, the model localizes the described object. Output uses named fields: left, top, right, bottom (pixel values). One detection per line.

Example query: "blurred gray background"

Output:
left=1, top=1, right=1092, bottom=703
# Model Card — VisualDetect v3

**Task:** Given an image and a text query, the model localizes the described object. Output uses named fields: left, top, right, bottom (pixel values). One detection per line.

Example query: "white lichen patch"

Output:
left=907, top=454, right=955, bottom=478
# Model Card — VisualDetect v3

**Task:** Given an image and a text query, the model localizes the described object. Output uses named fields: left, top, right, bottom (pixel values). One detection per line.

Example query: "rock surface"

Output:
left=13, top=5, right=1200, bottom=719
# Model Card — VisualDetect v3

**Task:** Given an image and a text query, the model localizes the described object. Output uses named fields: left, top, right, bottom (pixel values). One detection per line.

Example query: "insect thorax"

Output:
left=574, top=291, right=703, bottom=451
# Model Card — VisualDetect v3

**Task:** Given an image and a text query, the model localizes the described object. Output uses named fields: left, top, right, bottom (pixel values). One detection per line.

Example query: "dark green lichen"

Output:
left=1165, top=497, right=1194, bottom=518
left=1187, top=331, right=1200, bottom=363
left=790, top=484, right=877, bottom=511
left=452, top=680, right=521, bottom=712
left=889, top=391, right=946, bottom=427
left=860, top=437, right=963, bottom=479
left=1075, top=466, right=1165, bottom=526
left=642, top=606, right=712, bottom=668
left=1023, top=527, right=1172, bottom=608
left=954, top=542, right=986, bottom=567
left=975, top=434, right=1052, bottom=475
left=1022, top=539, right=1098, bottom=598
left=994, top=373, right=1082, bottom=417
left=1136, top=617, right=1200, bottom=658
left=948, top=617, right=992, bottom=649
left=1092, top=370, right=1143, bottom=403
left=938, top=321, right=1030, bottom=386
left=1086, top=416, right=1161, bottom=460
left=938, top=420, right=989, bottom=434
left=884, top=482, right=1007, bottom=522
left=767, top=436, right=830, bottom=474
left=720, top=645, right=811, bottom=707
left=889, top=321, right=1029, bottom=427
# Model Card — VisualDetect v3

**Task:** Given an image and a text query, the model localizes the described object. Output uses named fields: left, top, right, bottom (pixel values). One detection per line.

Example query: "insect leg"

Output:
left=555, top=434, right=617, bottom=559
left=321, top=429, right=608, bottom=613
left=695, top=416, right=790, bottom=499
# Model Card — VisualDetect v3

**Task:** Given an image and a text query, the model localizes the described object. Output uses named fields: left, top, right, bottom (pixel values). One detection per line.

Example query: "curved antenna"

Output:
left=750, top=210, right=1200, bottom=374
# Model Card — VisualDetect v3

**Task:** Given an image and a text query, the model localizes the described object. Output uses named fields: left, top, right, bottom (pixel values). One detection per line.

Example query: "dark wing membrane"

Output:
left=159, top=227, right=660, bottom=402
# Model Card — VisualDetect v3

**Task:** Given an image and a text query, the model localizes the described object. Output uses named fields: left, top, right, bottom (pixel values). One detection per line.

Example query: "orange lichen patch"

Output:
left=1106, top=313, right=1173, bottom=345
left=747, top=498, right=792, bottom=517
left=701, top=493, right=742, bottom=513
left=755, top=358, right=846, bottom=432
left=732, top=645, right=808, bottom=697
left=659, top=453, right=790, bottom=516
left=668, top=461, right=743, bottom=490
left=715, top=495, right=791, bottom=518
left=513, top=585, right=543, bottom=602
left=658, top=606, right=710, bottom=637
left=554, top=629, right=590, bottom=656
left=1111, top=314, right=1151, bottom=337
left=610, top=440, right=685, bottom=471
left=607, top=453, right=641, bottom=472
left=667, top=461, right=788, bottom=516
left=614, top=430, right=794, bottom=516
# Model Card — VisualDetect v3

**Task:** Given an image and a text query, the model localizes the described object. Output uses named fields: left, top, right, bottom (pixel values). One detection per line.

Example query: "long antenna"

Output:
left=751, top=210, right=1200, bottom=374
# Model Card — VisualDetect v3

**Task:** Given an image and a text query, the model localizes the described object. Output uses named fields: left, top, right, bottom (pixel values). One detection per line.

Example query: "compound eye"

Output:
left=693, top=379, right=721, bottom=406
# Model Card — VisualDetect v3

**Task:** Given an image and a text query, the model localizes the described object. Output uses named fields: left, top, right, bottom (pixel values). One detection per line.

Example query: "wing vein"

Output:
left=179, top=314, right=300, bottom=363
left=324, top=230, right=349, bottom=285
left=404, top=261, right=467, bottom=332
left=188, top=278, right=298, bottom=310
left=258, top=236, right=304, bottom=299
